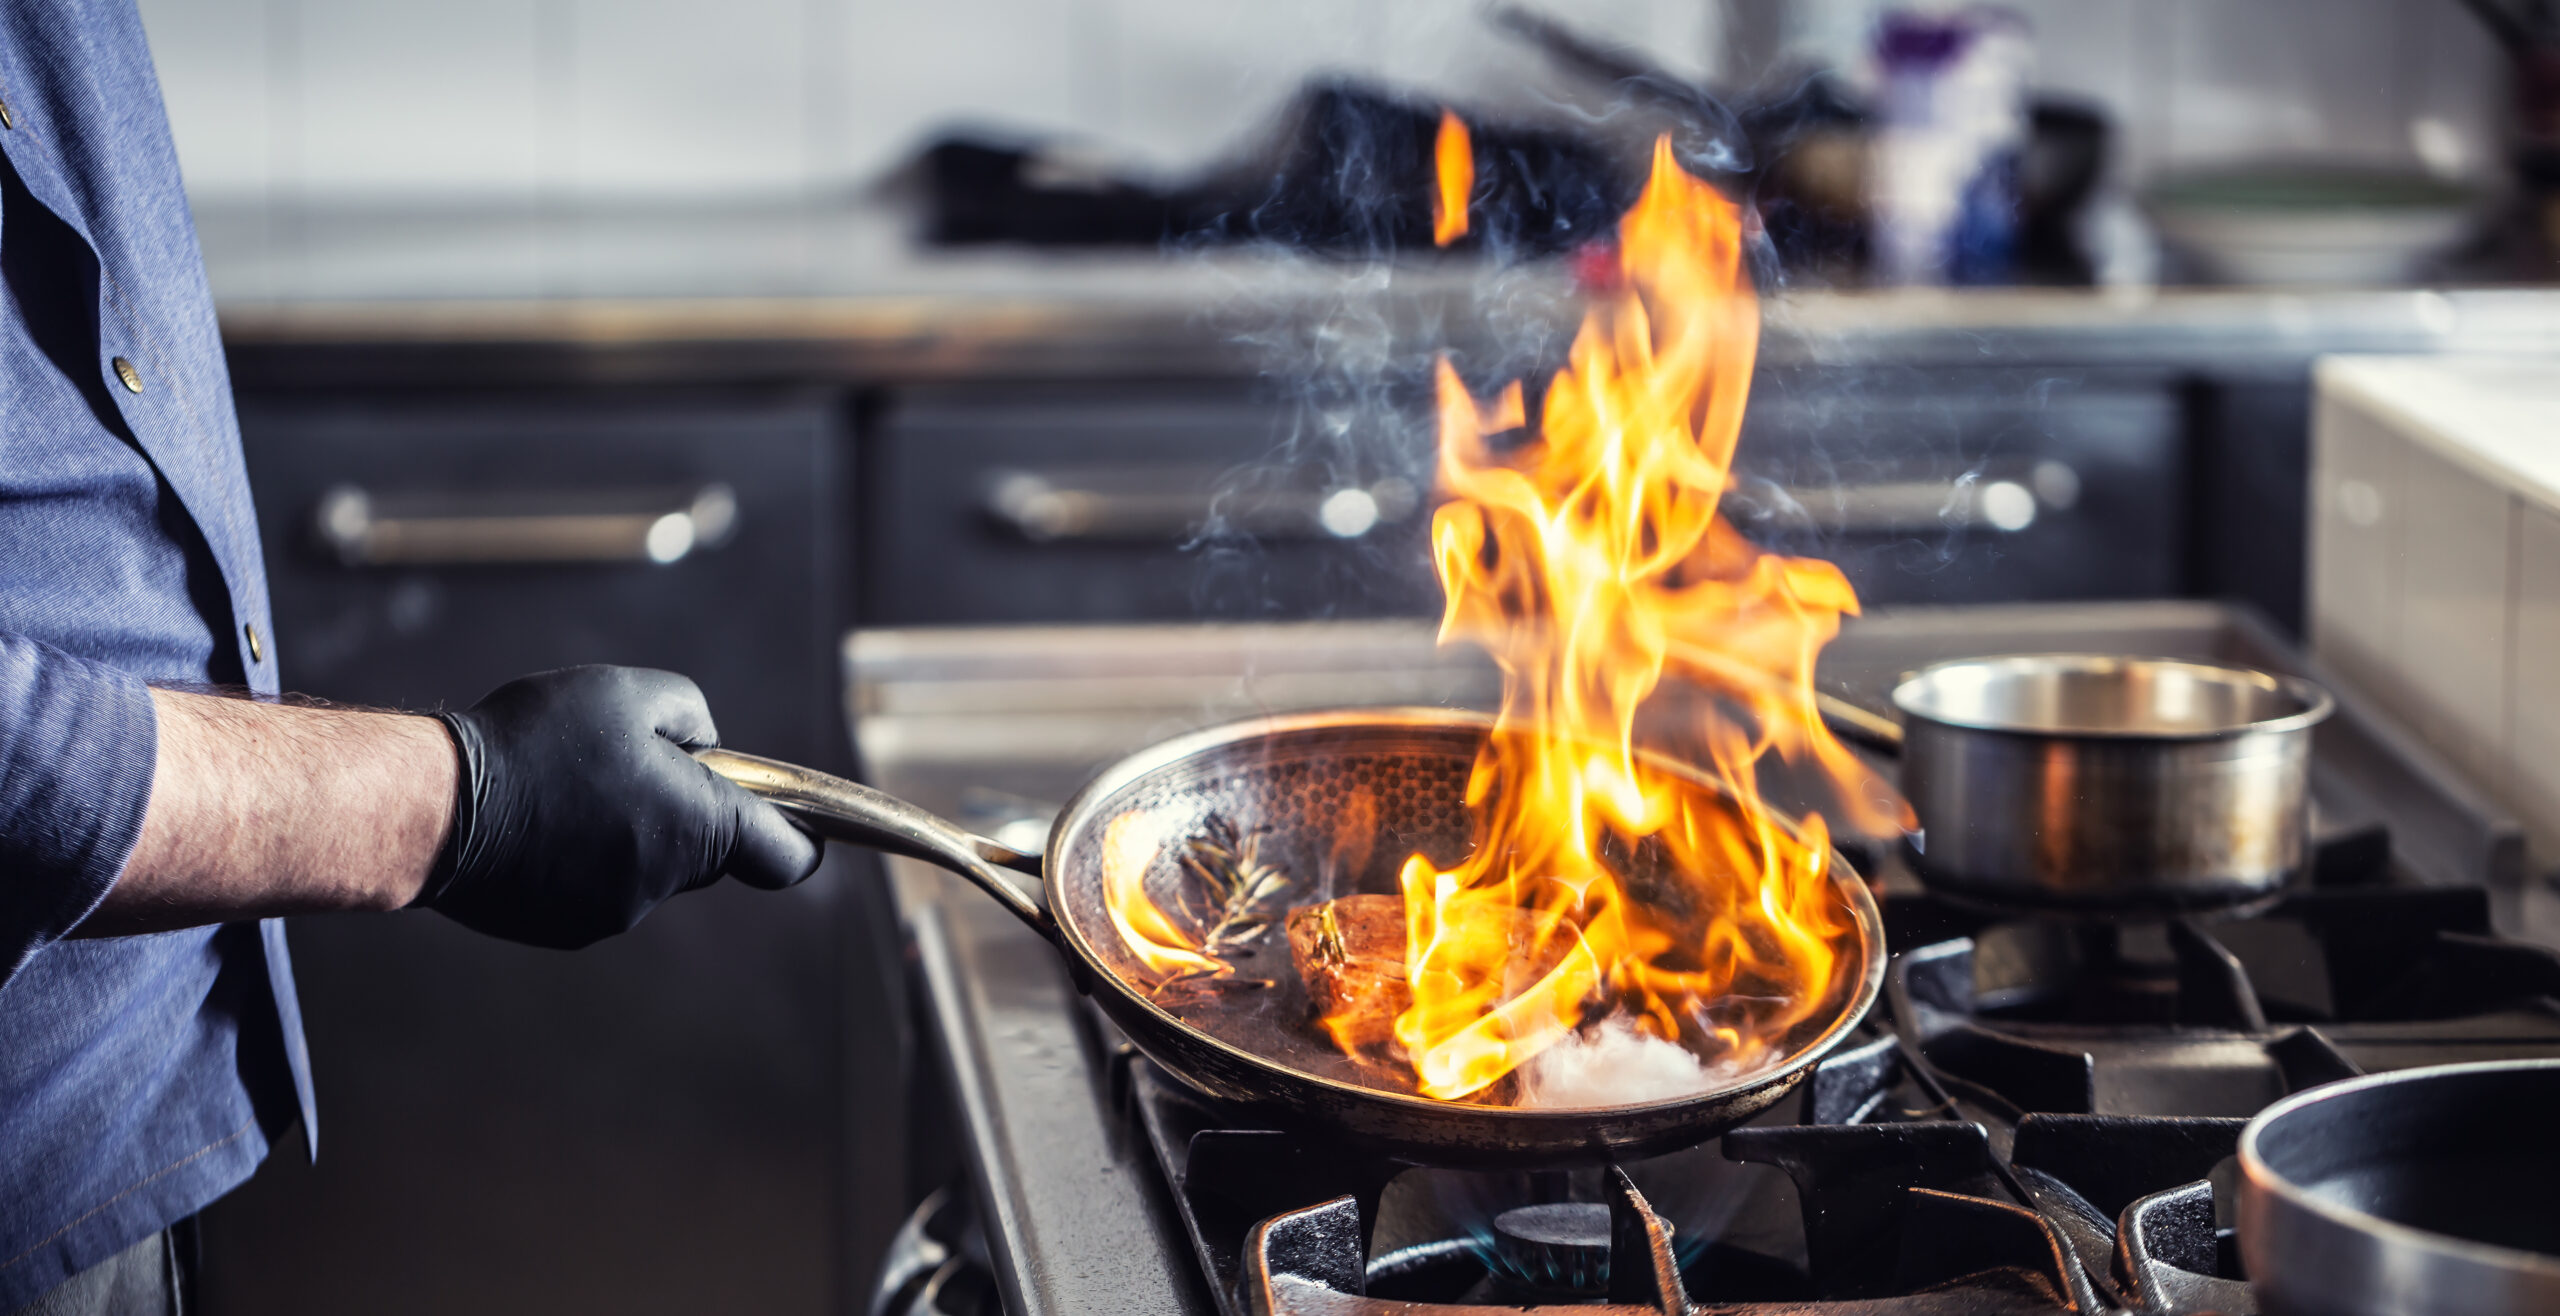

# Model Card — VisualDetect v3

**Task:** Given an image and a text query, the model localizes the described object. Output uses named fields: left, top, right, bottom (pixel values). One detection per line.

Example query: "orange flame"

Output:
left=1100, top=812, right=1221, bottom=980
left=1373, top=136, right=1900, bottom=1101
left=1432, top=110, right=1472, bottom=247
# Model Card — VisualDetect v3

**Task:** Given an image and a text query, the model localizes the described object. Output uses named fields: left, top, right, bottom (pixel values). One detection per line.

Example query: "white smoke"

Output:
left=1512, top=1016, right=1742, bottom=1109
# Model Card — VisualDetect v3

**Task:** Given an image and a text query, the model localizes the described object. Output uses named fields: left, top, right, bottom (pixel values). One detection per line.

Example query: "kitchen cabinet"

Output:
left=198, top=389, right=902, bottom=1316
left=1733, top=366, right=2186, bottom=606
left=860, top=369, right=2187, bottom=626
left=862, top=382, right=1442, bottom=625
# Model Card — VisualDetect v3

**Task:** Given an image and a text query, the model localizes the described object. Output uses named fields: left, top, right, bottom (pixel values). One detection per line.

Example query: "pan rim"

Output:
left=1043, top=705, right=1888, bottom=1123
left=1890, top=652, right=2334, bottom=742
left=2238, top=1057, right=2560, bottom=1282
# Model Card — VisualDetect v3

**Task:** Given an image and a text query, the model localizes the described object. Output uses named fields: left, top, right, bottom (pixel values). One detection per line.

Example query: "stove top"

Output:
left=847, top=602, right=2557, bottom=1316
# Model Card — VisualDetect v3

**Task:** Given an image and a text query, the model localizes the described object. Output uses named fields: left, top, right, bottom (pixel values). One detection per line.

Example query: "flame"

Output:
left=1432, top=110, right=1472, bottom=247
left=1369, top=135, right=1901, bottom=1101
left=1100, top=812, right=1220, bottom=980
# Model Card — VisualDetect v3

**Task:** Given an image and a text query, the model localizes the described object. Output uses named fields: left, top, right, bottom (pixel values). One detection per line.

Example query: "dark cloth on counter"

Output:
left=0, top=0, right=309, bottom=1307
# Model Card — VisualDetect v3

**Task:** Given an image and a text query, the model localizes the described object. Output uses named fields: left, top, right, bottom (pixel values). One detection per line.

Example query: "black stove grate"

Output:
left=1111, top=877, right=2560, bottom=1316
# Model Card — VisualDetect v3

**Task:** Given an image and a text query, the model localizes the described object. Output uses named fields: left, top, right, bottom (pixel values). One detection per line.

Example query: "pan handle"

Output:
left=1817, top=691, right=1905, bottom=755
left=695, top=747, right=1057, bottom=942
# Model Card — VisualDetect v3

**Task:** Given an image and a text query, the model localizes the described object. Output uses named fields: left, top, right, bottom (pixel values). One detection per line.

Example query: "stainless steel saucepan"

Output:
left=1819, top=654, right=2333, bottom=912
left=698, top=706, right=1885, bottom=1166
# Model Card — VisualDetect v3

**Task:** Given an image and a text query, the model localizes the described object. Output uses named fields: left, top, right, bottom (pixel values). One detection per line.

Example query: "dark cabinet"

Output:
left=862, top=383, right=1442, bottom=624
left=861, top=371, right=2188, bottom=626
left=201, top=390, right=900, bottom=1316
left=1733, top=367, right=2187, bottom=606
left=238, top=389, right=846, bottom=764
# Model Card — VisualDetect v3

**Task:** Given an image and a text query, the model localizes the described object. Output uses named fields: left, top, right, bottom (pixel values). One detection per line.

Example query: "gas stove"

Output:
left=847, top=602, right=2559, bottom=1316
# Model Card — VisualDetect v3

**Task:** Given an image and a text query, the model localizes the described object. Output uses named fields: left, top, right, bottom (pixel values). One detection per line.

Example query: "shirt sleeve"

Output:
left=0, top=632, right=157, bottom=990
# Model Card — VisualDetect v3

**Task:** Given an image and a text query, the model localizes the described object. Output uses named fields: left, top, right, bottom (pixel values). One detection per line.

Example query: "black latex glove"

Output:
left=414, top=665, right=821, bottom=948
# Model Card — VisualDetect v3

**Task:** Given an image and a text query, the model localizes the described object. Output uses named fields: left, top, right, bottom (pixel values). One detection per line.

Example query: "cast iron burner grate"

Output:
left=1115, top=879, right=2560, bottom=1316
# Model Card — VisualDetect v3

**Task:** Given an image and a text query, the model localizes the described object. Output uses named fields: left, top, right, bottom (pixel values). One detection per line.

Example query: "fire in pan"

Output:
left=701, top=708, right=1883, bottom=1168
left=697, top=124, right=1904, bottom=1165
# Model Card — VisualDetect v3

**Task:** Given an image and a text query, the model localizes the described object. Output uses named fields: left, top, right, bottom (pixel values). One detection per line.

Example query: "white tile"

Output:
left=297, top=0, right=543, bottom=198
left=569, top=0, right=810, bottom=196
left=2395, top=435, right=2515, bottom=789
left=2512, top=504, right=2560, bottom=859
left=2005, top=0, right=2137, bottom=107
left=137, top=0, right=273, bottom=202
left=2159, top=0, right=2408, bottom=169
left=1068, top=0, right=1369, bottom=172
left=2400, top=0, right=2505, bottom=181
left=1373, top=0, right=1604, bottom=118
left=836, top=0, right=1078, bottom=183
left=2310, top=388, right=2406, bottom=689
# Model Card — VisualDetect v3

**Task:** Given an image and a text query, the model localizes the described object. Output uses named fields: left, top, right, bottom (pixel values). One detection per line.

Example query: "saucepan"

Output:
left=2238, top=1059, right=2560, bottom=1316
left=1817, top=654, right=2334, bottom=912
left=699, top=706, right=1884, bottom=1166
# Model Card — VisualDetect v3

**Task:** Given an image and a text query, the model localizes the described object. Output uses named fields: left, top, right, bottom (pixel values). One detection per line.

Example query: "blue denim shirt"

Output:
left=0, top=0, right=313, bottom=1303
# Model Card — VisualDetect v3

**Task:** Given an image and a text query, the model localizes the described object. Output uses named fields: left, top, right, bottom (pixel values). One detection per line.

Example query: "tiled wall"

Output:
left=138, top=0, right=2505, bottom=208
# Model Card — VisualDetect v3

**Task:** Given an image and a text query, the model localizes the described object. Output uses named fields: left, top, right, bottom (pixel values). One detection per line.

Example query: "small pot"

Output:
left=2239, top=1059, right=2560, bottom=1316
left=1883, top=654, right=2332, bottom=912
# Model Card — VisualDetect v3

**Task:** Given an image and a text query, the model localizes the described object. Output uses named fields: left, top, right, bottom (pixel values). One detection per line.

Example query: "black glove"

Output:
left=414, top=665, right=821, bottom=948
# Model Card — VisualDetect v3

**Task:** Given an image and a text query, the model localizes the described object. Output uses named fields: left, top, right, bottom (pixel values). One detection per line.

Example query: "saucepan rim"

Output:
left=1890, top=652, right=2334, bottom=742
left=1041, top=705, right=1888, bottom=1122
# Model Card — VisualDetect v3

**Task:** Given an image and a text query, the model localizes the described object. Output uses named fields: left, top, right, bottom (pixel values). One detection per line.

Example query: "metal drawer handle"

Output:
left=1723, top=462, right=2078, bottom=537
left=983, top=468, right=1419, bottom=543
left=313, top=483, right=738, bottom=567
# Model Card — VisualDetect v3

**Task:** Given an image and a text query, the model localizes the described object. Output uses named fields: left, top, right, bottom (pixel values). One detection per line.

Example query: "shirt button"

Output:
left=244, top=622, right=264, bottom=663
left=112, top=357, right=143, bottom=393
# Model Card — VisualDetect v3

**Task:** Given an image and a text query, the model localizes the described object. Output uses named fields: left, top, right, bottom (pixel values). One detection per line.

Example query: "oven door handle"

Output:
left=312, top=482, right=738, bottom=567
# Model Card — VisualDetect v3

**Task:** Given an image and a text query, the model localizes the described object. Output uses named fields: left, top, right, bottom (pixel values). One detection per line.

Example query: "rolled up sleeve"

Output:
left=0, top=632, right=156, bottom=989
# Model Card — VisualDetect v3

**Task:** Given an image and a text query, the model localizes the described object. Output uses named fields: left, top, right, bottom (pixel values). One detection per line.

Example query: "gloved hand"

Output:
left=414, top=665, right=821, bottom=948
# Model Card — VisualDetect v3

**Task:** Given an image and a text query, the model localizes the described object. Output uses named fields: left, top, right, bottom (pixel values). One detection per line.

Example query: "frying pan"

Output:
left=2238, top=1059, right=2560, bottom=1315
left=699, top=706, right=1884, bottom=1167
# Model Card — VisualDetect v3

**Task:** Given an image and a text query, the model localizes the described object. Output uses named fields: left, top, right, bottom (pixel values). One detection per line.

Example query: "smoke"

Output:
left=1160, top=10, right=2083, bottom=649
left=1513, top=1017, right=1745, bottom=1110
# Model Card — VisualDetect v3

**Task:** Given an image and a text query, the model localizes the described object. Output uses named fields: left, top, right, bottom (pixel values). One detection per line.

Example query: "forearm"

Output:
left=78, top=688, right=457, bottom=936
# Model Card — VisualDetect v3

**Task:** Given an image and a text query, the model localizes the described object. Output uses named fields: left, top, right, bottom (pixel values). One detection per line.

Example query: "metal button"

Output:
left=0, top=100, right=16, bottom=130
left=112, top=357, right=142, bottom=393
left=244, top=622, right=263, bottom=663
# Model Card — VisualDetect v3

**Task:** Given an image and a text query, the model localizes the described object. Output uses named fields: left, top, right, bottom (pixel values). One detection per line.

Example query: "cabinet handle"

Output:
left=983, top=468, right=1419, bottom=543
left=1724, top=465, right=2074, bottom=537
left=313, top=483, right=738, bottom=567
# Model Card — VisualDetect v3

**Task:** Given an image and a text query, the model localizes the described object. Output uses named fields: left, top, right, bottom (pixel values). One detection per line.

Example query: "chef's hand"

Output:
left=413, top=665, right=821, bottom=948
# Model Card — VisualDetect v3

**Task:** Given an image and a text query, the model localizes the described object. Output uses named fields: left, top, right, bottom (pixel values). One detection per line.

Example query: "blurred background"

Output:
left=146, top=2, right=2560, bottom=1314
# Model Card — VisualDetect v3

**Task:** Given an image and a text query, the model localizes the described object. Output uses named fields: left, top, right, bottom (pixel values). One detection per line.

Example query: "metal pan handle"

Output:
left=694, top=747, right=1057, bottom=943
left=1817, top=691, right=1905, bottom=754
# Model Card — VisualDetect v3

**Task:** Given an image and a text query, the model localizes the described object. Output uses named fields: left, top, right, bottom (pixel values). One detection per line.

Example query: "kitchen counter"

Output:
left=202, top=200, right=2560, bottom=387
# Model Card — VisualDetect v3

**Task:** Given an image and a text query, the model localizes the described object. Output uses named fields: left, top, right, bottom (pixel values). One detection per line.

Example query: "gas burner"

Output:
left=1486, top=1202, right=1613, bottom=1296
left=1885, top=886, right=2560, bottom=1124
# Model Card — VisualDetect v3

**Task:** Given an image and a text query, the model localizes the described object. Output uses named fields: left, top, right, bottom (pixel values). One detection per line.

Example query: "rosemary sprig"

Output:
left=1178, top=815, right=1292, bottom=959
